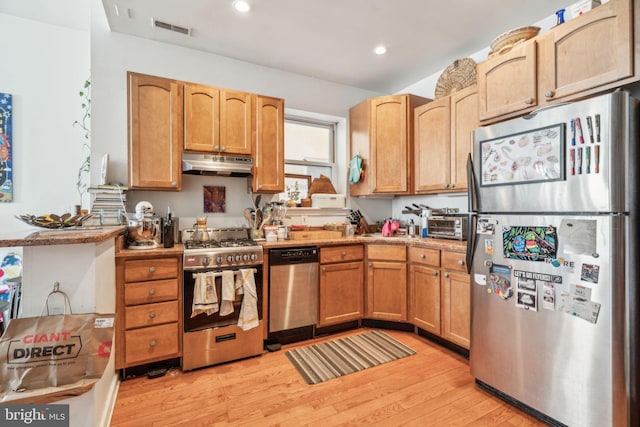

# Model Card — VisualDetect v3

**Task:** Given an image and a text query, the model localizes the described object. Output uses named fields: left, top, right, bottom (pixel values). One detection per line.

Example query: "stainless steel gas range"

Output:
left=181, top=227, right=264, bottom=371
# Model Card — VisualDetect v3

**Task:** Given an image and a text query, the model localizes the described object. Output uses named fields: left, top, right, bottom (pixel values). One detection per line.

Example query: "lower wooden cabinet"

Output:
left=409, top=246, right=470, bottom=349
left=366, top=244, right=407, bottom=321
left=115, top=252, right=183, bottom=370
left=318, top=245, right=364, bottom=327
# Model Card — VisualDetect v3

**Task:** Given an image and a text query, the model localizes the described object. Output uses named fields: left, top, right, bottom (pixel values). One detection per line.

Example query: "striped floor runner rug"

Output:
left=285, top=330, right=416, bottom=385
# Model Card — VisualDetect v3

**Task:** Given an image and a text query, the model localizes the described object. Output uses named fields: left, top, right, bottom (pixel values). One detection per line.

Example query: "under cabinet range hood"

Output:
left=182, top=153, right=253, bottom=176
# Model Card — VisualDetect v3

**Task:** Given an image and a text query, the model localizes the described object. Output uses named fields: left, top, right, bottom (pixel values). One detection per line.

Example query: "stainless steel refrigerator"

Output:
left=466, top=91, right=639, bottom=427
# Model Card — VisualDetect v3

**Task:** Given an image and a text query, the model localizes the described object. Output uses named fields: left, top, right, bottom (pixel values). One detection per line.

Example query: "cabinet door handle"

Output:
left=432, top=271, right=438, bottom=276
left=442, top=184, right=448, bottom=189
left=524, top=97, right=533, bottom=105
left=149, top=311, right=156, bottom=319
left=322, top=267, right=326, bottom=272
left=220, top=146, right=226, bottom=152
left=457, top=259, right=464, bottom=265
left=149, top=339, right=157, bottom=347
left=545, top=90, right=554, bottom=98
left=149, top=266, right=156, bottom=273
left=171, top=181, right=177, bottom=187
left=449, top=184, right=455, bottom=189
left=444, top=272, right=450, bottom=278
left=368, top=263, right=373, bottom=267
left=148, top=288, right=156, bottom=296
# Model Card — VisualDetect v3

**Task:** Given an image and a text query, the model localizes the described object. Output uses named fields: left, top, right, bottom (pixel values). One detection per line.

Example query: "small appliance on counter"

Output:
left=125, top=201, right=161, bottom=250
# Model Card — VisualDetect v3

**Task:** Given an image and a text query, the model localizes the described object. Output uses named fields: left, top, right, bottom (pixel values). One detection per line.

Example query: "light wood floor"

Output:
left=110, top=328, right=547, bottom=426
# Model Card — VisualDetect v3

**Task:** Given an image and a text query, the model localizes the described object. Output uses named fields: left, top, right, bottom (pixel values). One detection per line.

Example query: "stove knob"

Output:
left=242, top=254, right=250, bottom=262
left=235, top=254, right=242, bottom=262
left=226, top=255, right=234, bottom=263
left=215, top=256, right=223, bottom=264
left=250, top=253, right=258, bottom=261
left=202, top=256, right=210, bottom=267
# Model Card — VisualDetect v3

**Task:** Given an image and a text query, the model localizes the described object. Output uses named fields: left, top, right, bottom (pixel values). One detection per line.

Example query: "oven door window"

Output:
left=183, top=268, right=263, bottom=332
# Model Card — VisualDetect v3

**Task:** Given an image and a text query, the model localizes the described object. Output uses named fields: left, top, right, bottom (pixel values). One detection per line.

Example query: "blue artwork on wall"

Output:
left=0, top=93, right=13, bottom=202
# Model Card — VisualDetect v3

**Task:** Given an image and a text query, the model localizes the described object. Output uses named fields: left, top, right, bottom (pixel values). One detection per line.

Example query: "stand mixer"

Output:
left=125, top=201, right=161, bottom=249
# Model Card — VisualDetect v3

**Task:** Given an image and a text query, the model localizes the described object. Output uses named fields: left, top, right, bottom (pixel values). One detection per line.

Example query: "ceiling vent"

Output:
left=152, top=19, right=191, bottom=36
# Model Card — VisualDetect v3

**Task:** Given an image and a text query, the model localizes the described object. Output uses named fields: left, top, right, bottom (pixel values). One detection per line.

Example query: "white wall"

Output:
left=0, top=12, right=89, bottom=239
left=90, top=0, right=384, bottom=226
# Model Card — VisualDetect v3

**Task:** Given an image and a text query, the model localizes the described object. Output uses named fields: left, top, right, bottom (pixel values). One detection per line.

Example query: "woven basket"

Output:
left=434, top=58, right=477, bottom=99
left=308, top=175, right=337, bottom=196
left=489, top=26, right=540, bottom=57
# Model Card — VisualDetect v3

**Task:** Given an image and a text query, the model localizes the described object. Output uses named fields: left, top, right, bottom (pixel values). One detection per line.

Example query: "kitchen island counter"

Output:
left=0, top=226, right=126, bottom=247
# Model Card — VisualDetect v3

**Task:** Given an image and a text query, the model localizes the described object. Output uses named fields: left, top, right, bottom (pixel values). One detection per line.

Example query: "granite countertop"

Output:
left=0, top=226, right=126, bottom=247
left=116, top=243, right=184, bottom=258
left=259, top=235, right=467, bottom=252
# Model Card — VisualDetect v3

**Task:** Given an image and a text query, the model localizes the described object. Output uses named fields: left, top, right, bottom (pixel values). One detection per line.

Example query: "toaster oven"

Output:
left=427, top=216, right=468, bottom=240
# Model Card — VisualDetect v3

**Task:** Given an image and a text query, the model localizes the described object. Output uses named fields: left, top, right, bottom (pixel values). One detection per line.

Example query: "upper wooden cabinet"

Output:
left=478, top=0, right=637, bottom=123
left=414, top=85, right=478, bottom=194
left=219, top=89, right=253, bottom=155
left=477, top=40, right=537, bottom=122
left=183, top=84, right=219, bottom=153
left=349, top=94, right=430, bottom=196
left=128, top=72, right=182, bottom=190
left=184, top=86, right=253, bottom=155
left=537, top=0, right=633, bottom=103
left=253, top=95, right=285, bottom=193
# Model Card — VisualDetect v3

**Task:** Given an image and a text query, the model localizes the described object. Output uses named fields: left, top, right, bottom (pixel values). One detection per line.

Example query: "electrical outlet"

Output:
left=301, top=215, right=308, bottom=225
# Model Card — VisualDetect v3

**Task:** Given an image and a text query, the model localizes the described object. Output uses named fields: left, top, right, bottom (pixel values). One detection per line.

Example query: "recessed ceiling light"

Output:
left=374, top=45, right=387, bottom=55
left=233, top=1, right=251, bottom=13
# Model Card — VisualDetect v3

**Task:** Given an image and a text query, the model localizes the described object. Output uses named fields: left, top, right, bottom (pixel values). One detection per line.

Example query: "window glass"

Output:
left=280, top=117, right=335, bottom=204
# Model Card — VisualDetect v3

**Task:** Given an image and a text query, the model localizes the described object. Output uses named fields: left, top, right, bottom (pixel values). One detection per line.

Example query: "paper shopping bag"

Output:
left=0, top=309, right=115, bottom=402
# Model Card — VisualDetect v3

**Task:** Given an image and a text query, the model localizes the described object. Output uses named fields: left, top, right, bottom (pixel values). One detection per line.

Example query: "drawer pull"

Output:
left=432, top=271, right=438, bottom=276
left=444, top=273, right=450, bottom=278
left=149, top=339, right=157, bottom=347
left=341, top=251, right=347, bottom=257
left=149, top=311, right=156, bottom=319
left=420, top=253, right=426, bottom=259
left=368, top=263, right=373, bottom=267
left=215, top=333, right=236, bottom=343
left=148, top=289, right=156, bottom=296
left=322, top=267, right=326, bottom=272
left=149, top=266, right=156, bottom=273
left=457, top=260, right=464, bottom=265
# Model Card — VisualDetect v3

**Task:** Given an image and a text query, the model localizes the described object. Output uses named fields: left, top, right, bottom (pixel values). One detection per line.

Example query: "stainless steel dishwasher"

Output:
left=268, top=246, right=319, bottom=343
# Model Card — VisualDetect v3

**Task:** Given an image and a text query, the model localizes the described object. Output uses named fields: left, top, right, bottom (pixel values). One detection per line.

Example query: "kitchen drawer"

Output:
left=367, top=244, right=406, bottom=261
left=409, top=246, right=440, bottom=267
left=125, top=322, right=179, bottom=365
left=124, top=257, right=179, bottom=282
left=442, top=250, right=467, bottom=272
left=125, top=300, right=179, bottom=330
left=124, top=278, right=179, bottom=306
left=320, top=245, right=364, bottom=264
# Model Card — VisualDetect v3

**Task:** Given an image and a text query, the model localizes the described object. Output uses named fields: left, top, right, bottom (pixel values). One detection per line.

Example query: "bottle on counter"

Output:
left=163, top=207, right=174, bottom=248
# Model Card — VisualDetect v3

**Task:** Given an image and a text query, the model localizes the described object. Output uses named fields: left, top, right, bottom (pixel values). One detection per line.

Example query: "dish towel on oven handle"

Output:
left=237, top=268, right=259, bottom=330
left=219, top=270, right=236, bottom=316
left=191, top=272, right=219, bottom=317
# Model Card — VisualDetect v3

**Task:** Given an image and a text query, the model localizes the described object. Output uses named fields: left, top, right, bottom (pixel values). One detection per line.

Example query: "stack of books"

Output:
left=89, top=184, right=127, bottom=225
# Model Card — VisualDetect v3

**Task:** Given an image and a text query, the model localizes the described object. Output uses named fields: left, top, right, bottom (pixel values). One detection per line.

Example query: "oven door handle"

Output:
left=215, top=333, right=237, bottom=343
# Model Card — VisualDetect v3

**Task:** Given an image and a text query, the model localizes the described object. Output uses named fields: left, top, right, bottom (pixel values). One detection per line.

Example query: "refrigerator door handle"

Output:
left=466, top=153, right=479, bottom=274
left=465, top=213, right=477, bottom=274
left=467, top=153, right=479, bottom=213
